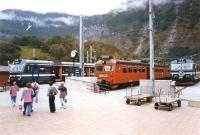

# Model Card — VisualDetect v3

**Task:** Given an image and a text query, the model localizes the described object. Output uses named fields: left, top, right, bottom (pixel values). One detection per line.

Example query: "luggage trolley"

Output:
left=125, top=83, right=154, bottom=106
left=154, top=81, right=184, bottom=111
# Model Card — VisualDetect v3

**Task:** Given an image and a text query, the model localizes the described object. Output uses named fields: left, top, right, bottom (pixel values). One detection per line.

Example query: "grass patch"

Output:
left=20, top=46, right=49, bottom=60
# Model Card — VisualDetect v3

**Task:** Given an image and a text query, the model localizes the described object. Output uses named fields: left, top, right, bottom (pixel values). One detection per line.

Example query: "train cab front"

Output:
left=171, top=60, right=195, bottom=83
left=9, top=59, right=24, bottom=85
left=94, top=61, right=114, bottom=89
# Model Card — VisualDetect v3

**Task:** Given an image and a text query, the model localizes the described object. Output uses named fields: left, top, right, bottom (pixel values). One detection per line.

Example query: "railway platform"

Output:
left=0, top=82, right=200, bottom=135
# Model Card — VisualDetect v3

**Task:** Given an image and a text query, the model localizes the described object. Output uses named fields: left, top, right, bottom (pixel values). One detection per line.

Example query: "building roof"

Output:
left=0, top=66, right=9, bottom=72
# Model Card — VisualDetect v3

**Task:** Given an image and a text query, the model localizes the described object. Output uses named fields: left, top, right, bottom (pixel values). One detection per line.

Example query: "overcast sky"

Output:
left=0, top=0, right=127, bottom=15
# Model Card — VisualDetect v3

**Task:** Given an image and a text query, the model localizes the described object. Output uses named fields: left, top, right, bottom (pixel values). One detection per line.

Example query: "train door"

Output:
left=32, top=64, right=40, bottom=82
left=147, top=67, right=150, bottom=79
left=90, top=67, right=94, bottom=76
left=54, top=65, right=61, bottom=81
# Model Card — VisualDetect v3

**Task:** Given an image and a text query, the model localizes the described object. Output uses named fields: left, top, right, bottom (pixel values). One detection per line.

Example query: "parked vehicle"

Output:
left=95, top=59, right=171, bottom=89
left=170, top=58, right=200, bottom=84
left=9, top=59, right=94, bottom=85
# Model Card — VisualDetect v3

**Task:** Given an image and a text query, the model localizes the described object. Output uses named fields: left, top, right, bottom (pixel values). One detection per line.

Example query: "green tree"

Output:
left=0, top=43, right=21, bottom=65
left=49, top=44, right=69, bottom=61
left=11, top=36, right=43, bottom=48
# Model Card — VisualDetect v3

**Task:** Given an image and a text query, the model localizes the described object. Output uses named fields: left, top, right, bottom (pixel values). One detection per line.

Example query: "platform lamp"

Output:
left=70, top=50, right=78, bottom=76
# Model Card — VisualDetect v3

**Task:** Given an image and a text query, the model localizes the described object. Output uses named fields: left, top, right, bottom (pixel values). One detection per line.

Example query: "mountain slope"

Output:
left=0, top=0, right=200, bottom=60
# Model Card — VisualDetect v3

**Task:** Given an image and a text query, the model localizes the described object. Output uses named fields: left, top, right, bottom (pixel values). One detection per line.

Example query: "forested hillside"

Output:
left=0, top=36, right=126, bottom=65
left=0, top=0, right=200, bottom=64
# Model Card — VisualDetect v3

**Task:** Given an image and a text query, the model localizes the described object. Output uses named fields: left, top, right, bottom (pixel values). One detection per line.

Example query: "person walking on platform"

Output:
left=31, top=80, right=39, bottom=103
left=21, top=83, right=34, bottom=116
left=9, top=82, right=19, bottom=107
left=47, top=81, right=58, bottom=113
left=58, top=82, right=67, bottom=109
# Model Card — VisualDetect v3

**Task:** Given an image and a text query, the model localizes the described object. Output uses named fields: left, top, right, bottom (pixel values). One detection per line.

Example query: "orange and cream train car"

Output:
left=94, top=59, right=171, bottom=89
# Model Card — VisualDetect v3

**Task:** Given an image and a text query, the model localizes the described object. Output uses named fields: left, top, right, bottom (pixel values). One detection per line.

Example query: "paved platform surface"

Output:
left=0, top=83, right=200, bottom=135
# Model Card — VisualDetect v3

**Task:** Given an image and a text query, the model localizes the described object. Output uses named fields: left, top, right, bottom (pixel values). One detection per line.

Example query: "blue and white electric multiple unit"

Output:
left=170, top=58, right=200, bottom=83
left=9, top=59, right=55, bottom=85
left=9, top=59, right=95, bottom=85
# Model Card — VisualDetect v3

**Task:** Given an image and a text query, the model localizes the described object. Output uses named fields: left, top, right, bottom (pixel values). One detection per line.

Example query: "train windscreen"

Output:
left=171, top=63, right=193, bottom=71
left=95, top=65, right=113, bottom=72
left=95, top=66, right=103, bottom=71
left=10, top=64, right=24, bottom=73
left=182, top=63, right=193, bottom=70
left=171, top=64, right=181, bottom=71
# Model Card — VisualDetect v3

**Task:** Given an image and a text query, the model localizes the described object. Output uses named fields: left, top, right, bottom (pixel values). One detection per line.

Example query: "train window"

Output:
left=39, top=67, right=45, bottom=71
left=26, top=65, right=33, bottom=73
left=95, top=66, right=103, bottom=71
left=104, top=65, right=113, bottom=71
left=116, top=66, right=121, bottom=72
left=122, top=66, right=127, bottom=73
left=134, top=66, right=137, bottom=72
left=182, top=63, right=193, bottom=70
left=45, top=66, right=51, bottom=73
left=128, top=67, right=133, bottom=73
left=171, top=64, right=181, bottom=70
left=138, top=67, right=142, bottom=72
left=62, top=67, right=69, bottom=73
left=142, top=67, right=145, bottom=72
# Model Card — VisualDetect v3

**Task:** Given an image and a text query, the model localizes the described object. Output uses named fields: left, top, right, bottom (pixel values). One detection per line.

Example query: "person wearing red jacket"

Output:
left=9, top=81, right=19, bottom=107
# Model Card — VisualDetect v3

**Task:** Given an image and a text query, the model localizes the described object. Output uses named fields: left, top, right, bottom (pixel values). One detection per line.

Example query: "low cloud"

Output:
left=116, top=0, right=174, bottom=11
left=0, top=12, right=14, bottom=20
left=0, top=11, right=77, bottom=27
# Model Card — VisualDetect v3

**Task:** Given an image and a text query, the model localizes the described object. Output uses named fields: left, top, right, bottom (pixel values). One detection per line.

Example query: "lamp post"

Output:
left=93, top=49, right=96, bottom=63
left=149, top=0, right=155, bottom=95
left=71, top=50, right=78, bottom=76
left=79, top=15, right=84, bottom=77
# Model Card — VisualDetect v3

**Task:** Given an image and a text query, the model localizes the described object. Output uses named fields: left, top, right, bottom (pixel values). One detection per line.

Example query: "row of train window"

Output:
left=25, top=65, right=52, bottom=73
left=95, top=65, right=167, bottom=73
left=121, top=66, right=166, bottom=73
left=26, top=65, right=95, bottom=75
left=121, top=66, right=145, bottom=73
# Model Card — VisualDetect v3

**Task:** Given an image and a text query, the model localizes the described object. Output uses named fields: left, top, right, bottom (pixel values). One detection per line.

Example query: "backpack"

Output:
left=33, top=83, right=39, bottom=91
left=49, top=86, right=58, bottom=96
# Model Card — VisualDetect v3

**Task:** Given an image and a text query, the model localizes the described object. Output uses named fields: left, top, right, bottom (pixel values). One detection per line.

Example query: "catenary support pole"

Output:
left=79, top=15, right=84, bottom=76
left=149, top=0, right=155, bottom=95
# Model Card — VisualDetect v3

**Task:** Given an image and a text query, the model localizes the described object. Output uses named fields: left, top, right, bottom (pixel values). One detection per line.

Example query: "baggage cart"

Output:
left=125, top=84, right=153, bottom=106
left=154, top=81, right=184, bottom=111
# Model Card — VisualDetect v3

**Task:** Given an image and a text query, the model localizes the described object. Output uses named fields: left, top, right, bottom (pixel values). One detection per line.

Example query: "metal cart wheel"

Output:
left=168, top=104, right=173, bottom=111
left=126, top=99, right=130, bottom=104
left=137, top=100, right=142, bottom=106
left=154, top=103, right=159, bottom=109
left=147, top=97, right=152, bottom=103
left=177, top=100, right=181, bottom=107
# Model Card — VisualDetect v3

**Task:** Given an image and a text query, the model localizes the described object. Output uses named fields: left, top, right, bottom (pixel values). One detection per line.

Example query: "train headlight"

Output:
left=178, top=71, right=184, bottom=77
left=17, top=76, right=22, bottom=80
left=173, top=74, right=178, bottom=78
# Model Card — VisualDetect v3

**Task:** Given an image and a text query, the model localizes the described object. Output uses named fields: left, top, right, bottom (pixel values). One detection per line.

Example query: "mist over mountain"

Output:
left=0, top=0, right=199, bottom=60
left=0, top=9, right=79, bottom=38
left=1, top=9, right=78, bottom=27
